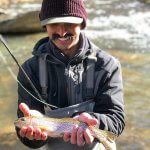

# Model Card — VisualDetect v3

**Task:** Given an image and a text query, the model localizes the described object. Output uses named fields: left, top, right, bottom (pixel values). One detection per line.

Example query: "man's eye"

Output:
left=51, top=23, right=58, bottom=26
left=65, top=23, right=73, bottom=27
left=20, top=118, right=25, bottom=122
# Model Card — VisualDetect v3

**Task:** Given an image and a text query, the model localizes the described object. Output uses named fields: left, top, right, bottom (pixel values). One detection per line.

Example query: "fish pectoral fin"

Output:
left=36, top=126, right=51, bottom=131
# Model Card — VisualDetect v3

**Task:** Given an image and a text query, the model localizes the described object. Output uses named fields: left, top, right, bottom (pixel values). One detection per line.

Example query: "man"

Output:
left=16, top=0, right=125, bottom=149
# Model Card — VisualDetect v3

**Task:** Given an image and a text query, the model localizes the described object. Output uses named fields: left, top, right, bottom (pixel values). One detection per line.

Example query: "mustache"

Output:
left=51, top=33, right=74, bottom=41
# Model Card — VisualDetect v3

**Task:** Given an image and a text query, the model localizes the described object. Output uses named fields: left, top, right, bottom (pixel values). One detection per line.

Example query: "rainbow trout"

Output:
left=14, top=116, right=117, bottom=150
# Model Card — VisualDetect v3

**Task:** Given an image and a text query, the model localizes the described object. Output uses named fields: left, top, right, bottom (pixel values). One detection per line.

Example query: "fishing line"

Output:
left=0, top=50, right=52, bottom=107
left=0, top=34, right=59, bottom=109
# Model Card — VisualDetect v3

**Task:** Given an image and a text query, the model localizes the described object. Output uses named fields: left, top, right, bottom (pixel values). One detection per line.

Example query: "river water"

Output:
left=0, top=0, right=150, bottom=150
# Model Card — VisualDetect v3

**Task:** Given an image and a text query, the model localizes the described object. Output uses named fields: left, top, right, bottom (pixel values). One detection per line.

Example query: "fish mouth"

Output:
left=14, top=118, right=25, bottom=128
left=14, top=120, right=19, bottom=127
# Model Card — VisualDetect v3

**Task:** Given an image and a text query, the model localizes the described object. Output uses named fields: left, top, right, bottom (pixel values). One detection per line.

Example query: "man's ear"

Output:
left=42, top=26, right=47, bottom=32
left=80, top=22, right=85, bottom=30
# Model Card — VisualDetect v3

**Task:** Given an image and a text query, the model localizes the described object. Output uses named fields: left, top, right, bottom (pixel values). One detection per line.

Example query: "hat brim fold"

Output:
left=41, top=16, right=83, bottom=26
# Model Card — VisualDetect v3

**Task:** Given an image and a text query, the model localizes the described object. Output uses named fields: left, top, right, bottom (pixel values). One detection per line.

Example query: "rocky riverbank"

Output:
left=0, top=0, right=43, bottom=33
left=0, top=0, right=41, bottom=7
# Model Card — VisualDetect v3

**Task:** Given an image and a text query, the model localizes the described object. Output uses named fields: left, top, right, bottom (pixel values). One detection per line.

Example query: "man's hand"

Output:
left=18, top=103, right=48, bottom=141
left=63, top=112, right=99, bottom=146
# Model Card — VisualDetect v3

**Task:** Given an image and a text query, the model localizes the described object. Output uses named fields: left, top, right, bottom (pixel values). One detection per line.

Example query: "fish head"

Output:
left=14, top=117, right=31, bottom=128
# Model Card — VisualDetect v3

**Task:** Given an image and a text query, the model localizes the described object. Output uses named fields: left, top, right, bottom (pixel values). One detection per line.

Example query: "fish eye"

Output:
left=20, top=118, right=25, bottom=122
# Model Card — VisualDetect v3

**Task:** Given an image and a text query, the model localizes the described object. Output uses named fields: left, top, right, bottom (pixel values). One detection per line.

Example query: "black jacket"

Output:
left=16, top=32, right=125, bottom=148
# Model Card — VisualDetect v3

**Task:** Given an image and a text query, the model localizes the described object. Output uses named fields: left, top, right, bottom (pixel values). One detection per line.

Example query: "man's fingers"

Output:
left=79, top=113, right=98, bottom=126
left=20, top=126, right=27, bottom=137
left=73, top=115, right=79, bottom=120
left=41, top=132, right=48, bottom=140
left=20, top=126, right=47, bottom=141
left=87, top=117, right=98, bottom=126
left=34, top=128, right=42, bottom=140
left=26, top=126, right=34, bottom=140
left=18, top=103, right=46, bottom=141
left=84, top=128, right=94, bottom=144
left=19, top=103, right=30, bottom=117
left=70, top=125, right=78, bottom=145
left=77, top=127, right=85, bottom=146
left=63, top=132, right=70, bottom=142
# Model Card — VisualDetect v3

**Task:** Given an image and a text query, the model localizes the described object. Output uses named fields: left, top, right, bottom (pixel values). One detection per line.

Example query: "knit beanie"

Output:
left=39, top=0, right=87, bottom=29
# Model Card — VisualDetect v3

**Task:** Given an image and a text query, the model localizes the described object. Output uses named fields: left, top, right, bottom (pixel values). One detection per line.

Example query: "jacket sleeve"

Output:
left=93, top=58, right=125, bottom=136
left=16, top=58, right=49, bottom=148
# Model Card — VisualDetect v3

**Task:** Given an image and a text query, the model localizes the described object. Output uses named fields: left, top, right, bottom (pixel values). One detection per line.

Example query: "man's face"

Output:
left=46, top=23, right=81, bottom=52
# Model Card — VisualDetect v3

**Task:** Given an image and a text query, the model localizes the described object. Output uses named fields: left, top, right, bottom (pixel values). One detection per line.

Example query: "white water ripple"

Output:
left=87, top=11, right=150, bottom=52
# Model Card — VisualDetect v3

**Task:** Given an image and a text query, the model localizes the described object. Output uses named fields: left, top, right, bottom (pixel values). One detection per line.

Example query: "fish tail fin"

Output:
left=89, top=126, right=117, bottom=150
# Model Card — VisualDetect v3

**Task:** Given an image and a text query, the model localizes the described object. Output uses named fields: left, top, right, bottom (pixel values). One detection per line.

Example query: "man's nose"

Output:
left=56, top=24, right=67, bottom=37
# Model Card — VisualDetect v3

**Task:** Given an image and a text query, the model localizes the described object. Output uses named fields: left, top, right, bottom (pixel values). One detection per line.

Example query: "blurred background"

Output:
left=0, top=0, right=150, bottom=149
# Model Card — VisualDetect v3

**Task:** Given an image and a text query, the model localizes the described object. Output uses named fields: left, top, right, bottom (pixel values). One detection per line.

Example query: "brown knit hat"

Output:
left=39, top=0, right=87, bottom=29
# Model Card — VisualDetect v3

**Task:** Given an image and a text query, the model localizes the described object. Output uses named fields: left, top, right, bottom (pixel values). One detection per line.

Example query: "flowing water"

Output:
left=0, top=0, right=150, bottom=149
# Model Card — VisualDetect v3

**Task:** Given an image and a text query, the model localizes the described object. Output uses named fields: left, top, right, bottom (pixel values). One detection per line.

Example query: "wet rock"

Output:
left=0, top=10, right=44, bottom=33
left=0, top=1, right=44, bottom=34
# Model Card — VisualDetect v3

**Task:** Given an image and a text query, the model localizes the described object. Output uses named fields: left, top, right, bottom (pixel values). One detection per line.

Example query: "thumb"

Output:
left=87, top=117, right=99, bottom=126
left=79, top=113, right=99, bottom=126
left=19, top=103, right=31, bottom=117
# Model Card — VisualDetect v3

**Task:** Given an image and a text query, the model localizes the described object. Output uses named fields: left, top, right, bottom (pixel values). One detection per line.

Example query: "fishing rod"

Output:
left=0, top=34, right=59, bottom=109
